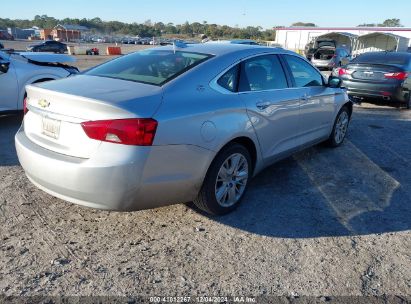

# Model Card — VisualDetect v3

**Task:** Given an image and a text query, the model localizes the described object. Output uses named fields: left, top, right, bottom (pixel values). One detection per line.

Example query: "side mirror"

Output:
left=0, top=61, right=10, bottom=74
left=328, top=76, right=342, bottom=88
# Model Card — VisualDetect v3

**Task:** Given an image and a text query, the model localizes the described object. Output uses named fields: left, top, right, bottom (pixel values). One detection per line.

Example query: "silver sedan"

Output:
left=15, top=43, right=352, bottom=215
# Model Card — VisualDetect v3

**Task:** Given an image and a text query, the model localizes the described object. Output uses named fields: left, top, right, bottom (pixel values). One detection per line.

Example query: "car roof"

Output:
left=212, top=39, right=259, bottom=44
left=357, top=51, right=411, bottom=58
left=150, top=43, right=293, bottom=58
left=352, top=52, right=411, bottom=66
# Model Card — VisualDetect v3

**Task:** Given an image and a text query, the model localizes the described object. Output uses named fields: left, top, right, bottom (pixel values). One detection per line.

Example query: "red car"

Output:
left=86, top=47, right=99, bottom=55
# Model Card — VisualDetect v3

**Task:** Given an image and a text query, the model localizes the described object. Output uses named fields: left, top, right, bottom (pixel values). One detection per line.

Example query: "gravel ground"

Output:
left=1, top=39, right=410, bottom=301
left=0, top=104, right=410, bottom=301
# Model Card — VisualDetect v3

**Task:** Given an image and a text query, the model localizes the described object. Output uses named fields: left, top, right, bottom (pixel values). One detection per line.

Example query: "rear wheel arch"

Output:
left=195, top=141, right=254, bottom=215
left=198, top=136, right=258, bottom=192
left=32, top=78, right=55, bottom=84
left=219, top=136, right=258, bottom=173
left=343, top=101, right=353, bottom=118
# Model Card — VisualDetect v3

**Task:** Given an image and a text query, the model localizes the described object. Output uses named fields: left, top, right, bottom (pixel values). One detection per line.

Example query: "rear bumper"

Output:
left=312, top=60, right=334, bottom=69
left=343, top=80, right=409, bottom=103
left=15, top=127, right=214, bottom=211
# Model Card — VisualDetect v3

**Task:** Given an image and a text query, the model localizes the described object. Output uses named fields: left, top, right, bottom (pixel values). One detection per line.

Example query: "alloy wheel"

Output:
left=214, top=153, right=249, bottom=207
left=334, top=111, right=349, bottom=144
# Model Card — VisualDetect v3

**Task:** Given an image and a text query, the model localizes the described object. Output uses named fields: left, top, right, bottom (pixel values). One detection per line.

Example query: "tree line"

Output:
left=0, top=15, right=277, bottom=41
left=357, top=18, right=403, bottom=27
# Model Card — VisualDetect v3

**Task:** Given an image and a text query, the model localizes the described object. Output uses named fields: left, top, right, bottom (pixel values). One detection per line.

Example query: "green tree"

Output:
left=358, top=18, right=402, bottom=27
left=291, top=22, right=316, bottom=27
left=0, top=15, right=276, bottom=41
left=382, top=18, right=402, bottom=27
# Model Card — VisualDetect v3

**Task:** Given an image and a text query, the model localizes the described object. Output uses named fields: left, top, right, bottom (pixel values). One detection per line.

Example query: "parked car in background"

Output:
left=16, top=44, right=352, bottom=215
left=305, top=38, right=336, bottom=61
left=140, top=38, right=152, bottom=45
left=0, top=30, right=14, bottom=40
left=0, top=50, right=78, bottom=112
left=26, top=41, right=67, bottom=53
left=311, top=47, right=351, bottom=70
left=86, top=47, right=99, bottom=55
left=339, top=52, right=411, bottom=109
left=213, top=39, right=260, bottom=45
left=121, top=38, right=133, bottom=44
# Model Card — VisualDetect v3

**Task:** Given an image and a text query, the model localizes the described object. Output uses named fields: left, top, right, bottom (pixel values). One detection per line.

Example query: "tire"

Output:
left=194, top=143, right=252, bottom=216
left=326, top=106, right=350, bottom=147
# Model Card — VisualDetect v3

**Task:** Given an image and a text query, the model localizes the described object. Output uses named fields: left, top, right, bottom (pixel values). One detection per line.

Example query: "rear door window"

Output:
left=239, top=55, right=288, bottom=92
left=282, top=55, right=324, bottom=87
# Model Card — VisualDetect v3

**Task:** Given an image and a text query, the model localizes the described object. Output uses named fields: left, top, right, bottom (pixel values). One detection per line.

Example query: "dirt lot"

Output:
left=1, top=103, right=411, bottom=300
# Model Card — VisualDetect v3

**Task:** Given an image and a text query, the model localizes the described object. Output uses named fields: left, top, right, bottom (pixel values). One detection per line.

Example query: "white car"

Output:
left=0, top=51, right=78, bottom=112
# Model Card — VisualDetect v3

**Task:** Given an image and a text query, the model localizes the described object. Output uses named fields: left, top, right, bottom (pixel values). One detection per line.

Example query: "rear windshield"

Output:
left=351, top=53, right=410, bottom=66
left=85, top=50, right=212, bottom=86
left=317, top=41, right=335, bottom=48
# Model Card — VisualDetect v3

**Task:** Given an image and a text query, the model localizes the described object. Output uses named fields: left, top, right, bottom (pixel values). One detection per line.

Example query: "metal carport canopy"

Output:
left=315, top=32, right=358, bottom=52
left=353, top=32, right=410, bottom=55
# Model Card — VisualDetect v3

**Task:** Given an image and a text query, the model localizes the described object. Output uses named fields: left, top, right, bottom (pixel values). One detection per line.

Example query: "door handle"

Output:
left=256, top=101, right=271, bottom=110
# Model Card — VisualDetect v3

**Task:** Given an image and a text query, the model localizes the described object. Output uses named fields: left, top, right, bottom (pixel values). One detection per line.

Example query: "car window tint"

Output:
left=85, top=50, right=212, bottom=86
left=351, top=53, right=410, bottom=65
left=239, top=55, right=288, bottom=92
left=283, top=55, right=324, bottom=87
left=217, top=65, right=239, bottom=92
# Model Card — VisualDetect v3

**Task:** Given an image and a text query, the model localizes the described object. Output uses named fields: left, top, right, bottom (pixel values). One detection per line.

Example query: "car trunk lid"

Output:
left=24, top=75, right=163, bottom=158
left=313, top=48, right=335, bottom=61
left=343, top=63, right=405, bottom=82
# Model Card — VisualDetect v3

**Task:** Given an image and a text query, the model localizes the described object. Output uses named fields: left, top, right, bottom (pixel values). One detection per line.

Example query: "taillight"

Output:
left=384, top=72, right=408, bottom=80
left=338, top=68, right=353, bottom=76
left=81, top=118, right=158, bottom=146
left=23, top=97, right=28, bottom=115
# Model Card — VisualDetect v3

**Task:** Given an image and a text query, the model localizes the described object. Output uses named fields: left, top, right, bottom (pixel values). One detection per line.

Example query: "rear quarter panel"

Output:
left=153, top=55, right=263, bottom=172
left=154, top=84, right=259, bottom=151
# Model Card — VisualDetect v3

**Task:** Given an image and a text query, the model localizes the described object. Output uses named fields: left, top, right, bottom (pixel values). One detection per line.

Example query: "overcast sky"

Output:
left=2, top=0, right=411, bottom=29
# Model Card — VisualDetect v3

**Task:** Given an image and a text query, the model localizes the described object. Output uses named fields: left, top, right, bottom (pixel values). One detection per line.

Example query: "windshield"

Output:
left=85, top=50, right=212, bottom=86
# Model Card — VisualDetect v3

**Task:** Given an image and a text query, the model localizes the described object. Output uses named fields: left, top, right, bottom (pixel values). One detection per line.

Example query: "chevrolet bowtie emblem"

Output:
left=38, top=99, right=50, bottom=108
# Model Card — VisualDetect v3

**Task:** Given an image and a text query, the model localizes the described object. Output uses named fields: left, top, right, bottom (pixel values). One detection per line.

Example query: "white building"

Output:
left=274, top=27, right=411, bottom=52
